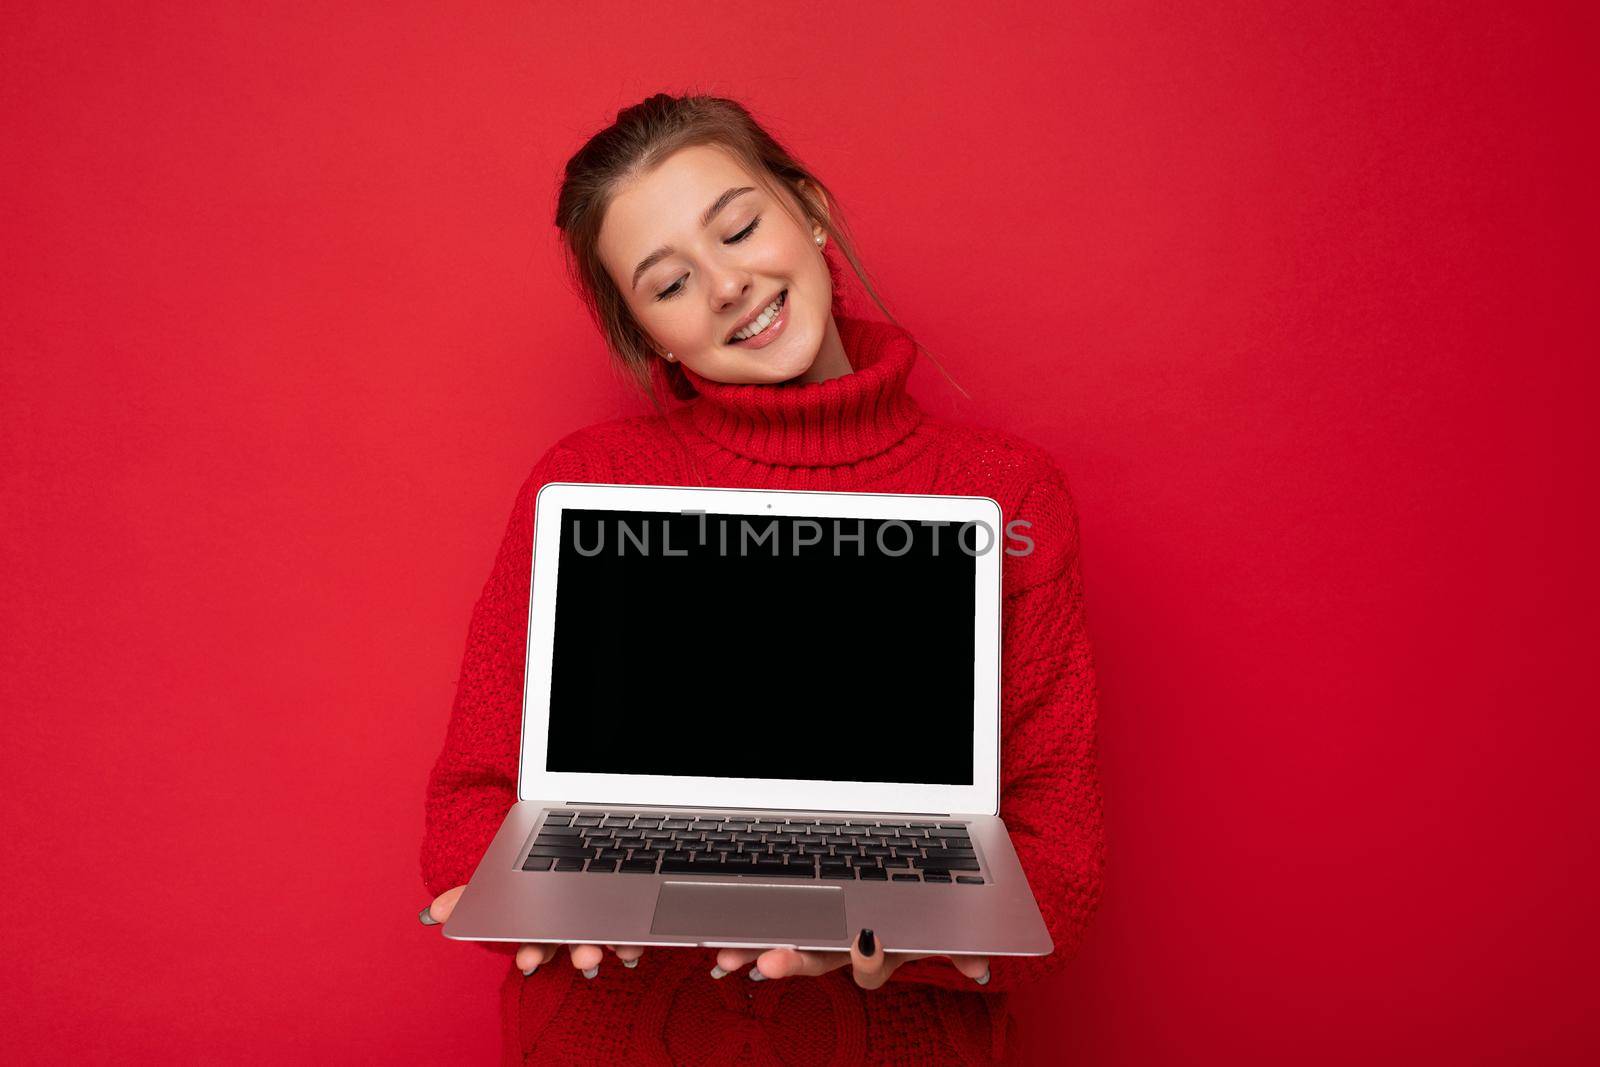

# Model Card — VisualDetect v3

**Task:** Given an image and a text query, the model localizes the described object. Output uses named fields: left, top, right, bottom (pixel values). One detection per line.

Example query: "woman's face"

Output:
left=596, top=144, right=841, bottom=385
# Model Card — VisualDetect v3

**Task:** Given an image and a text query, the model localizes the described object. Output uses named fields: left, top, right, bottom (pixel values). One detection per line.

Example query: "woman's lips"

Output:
left=729, top=290, right=789, bottom=350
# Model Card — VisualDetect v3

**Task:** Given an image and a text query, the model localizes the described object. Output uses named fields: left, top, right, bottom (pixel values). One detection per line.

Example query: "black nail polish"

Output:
left=859, top=928, right=876, bottom=957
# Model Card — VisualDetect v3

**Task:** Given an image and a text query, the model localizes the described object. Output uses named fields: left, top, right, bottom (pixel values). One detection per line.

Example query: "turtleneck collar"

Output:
left=666, top=315, right=925, bottom=467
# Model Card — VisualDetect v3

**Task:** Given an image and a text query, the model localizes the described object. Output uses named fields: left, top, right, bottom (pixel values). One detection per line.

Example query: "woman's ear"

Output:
left=795, top=178, right=832, bottom=233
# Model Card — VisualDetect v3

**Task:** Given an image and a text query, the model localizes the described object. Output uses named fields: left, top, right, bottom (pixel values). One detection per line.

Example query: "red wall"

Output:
left=3, top=3, right=1591, bottom=1063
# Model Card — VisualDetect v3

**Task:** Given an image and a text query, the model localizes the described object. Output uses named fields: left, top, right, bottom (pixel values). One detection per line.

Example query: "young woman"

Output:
left=418, top=93, right=1106, bottom=1065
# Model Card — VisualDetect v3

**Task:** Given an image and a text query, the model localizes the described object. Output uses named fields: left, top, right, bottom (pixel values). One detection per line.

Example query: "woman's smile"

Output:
left=726, top=289, right=789, bottom=349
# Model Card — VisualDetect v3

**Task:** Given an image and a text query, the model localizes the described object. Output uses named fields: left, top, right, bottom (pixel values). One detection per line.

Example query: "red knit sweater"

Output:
left=422, top=315, right=1106, bottom=1065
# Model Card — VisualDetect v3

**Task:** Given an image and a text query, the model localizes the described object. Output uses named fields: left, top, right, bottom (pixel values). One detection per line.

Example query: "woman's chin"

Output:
left=732, top=324, right=817, bottom=382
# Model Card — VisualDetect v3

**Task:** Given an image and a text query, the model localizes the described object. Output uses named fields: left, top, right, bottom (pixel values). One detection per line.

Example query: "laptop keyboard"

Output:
left=519, top=809, right=986, bottom=884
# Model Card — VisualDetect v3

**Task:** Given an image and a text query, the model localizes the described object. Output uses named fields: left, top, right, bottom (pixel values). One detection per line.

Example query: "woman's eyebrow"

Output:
left=630, top=186, right=756, bottom=290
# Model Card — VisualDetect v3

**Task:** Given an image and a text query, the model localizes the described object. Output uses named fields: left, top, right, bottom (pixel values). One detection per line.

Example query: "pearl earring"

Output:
left=664, top=352, right=675, bottom=361
left=815, top=233, right=825, bottom=246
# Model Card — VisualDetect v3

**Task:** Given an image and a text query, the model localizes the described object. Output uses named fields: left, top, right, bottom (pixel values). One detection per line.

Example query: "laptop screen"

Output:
left=545, top=507, right=978, bottom=785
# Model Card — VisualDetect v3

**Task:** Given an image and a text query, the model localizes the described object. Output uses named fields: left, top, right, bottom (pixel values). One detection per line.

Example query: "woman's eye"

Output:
left=654, top=216, right=763, bottom=301
left=729, top=216, right=761, bottom=243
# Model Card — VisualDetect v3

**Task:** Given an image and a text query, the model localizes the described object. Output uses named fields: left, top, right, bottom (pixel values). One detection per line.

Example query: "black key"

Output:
left=534, top=833, right=581, bottom=847
left=633, top=817, right=663, bottom=827
left=539, top=825, right=582, bottom=837
left=660, top=819, right=691, bottom=829
left=597, top=849, right=627, bottom=860
left=704, top=832, right=733, bottom=842
left=527, top=844, right=596, bottom=860
left=916, top=856, right=981, bottom=872
left=642, top=829, right=674, bottom=840
left=750, top=822, right=781, bottom=832
left=584, top=828, right=614, bottom=839
left=882, top=856, right=910, bottom=868
left=864, top=846, right=891, bottom=856
left=572, top=816, right=601, bottom=826
left=554, top=858, right=585, bottom=871
left=551, top=809, right=580, bottom=817
left=587, top=859, right=620, bottom=873
left=923, top=871, right=952, bottom=883
left=722, top=821, right=751, bottom=831
left=747, top=863, right=808, bottom=878
left=892, top=873, right=921, bottom=882
left=601, top=817, right=632, bottom=827
left=820, top=868, right=856, bottom=879
left=823, top=835, right=855, bottom=847
left=908, top=822, right=936, bottom=829
left=620, top=859, right=657, bottom=873
left=659, top=858, right=701, bottom=874
left=936, top=823, right=966, bottom=830
left=876, top=822, right=908, bottom=829
left=818, top=856, right=848, bottom=868
left=543, top=813, right=573, bottom=825
left=521, top=855, right=554, bottom=871
left=577, top=811, right=608, bottom=817
left=956, top=876, right=984, bottom=884
left=670, top=830, right=702, bottom=840
left=858, top=867, right=889, bottom=880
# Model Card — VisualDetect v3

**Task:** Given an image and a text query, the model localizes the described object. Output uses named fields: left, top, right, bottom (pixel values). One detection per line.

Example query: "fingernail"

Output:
left=975, top=969, right=990, bottom=985
left=583, top=965, right=599, bottom=979
left=521, top=964, right=538, bottom=977
left=859, top=928, right=876, bottom=957
left=748, top=967, right=767, bottom=981
left=418, top=906, right=440, bottom=926
left=622, top=957, right=638, bottom=969
left=710, top=965, right=728, bottom=979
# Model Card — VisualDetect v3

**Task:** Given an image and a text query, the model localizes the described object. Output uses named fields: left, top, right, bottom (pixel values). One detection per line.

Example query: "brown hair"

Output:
left=553, top=91, right=966, bottom=413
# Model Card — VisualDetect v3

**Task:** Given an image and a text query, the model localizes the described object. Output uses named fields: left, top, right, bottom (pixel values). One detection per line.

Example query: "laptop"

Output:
left=442, top=481, right=1054, bottom=960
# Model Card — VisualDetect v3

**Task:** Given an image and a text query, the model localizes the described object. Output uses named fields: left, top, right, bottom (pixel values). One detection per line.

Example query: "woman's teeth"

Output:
left=731, top=291, right=785, bottom=342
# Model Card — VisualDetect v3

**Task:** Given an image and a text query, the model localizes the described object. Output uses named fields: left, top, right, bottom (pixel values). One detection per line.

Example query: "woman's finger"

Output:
left=711, top=947, right=764, bottom=978
left=420, top=885, right=466, bottom=926
left=609, top=943, right=644, bottom=968
left=947, top=954, right=992, bottom=984
left=850, top=927, right=892, bottom=990
left=567, top=943, right=605, bottom=977
left=514, top=943, right=558, bottom=975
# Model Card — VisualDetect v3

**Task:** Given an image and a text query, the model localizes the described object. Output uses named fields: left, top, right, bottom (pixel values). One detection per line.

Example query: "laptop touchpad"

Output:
left=650, top=882, right=847, bottom=941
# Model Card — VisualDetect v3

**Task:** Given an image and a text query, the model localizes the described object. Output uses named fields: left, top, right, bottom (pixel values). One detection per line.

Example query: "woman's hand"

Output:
left=711, top=927, right=990, bottom=990
left=419, top=885, right=644, bottom=978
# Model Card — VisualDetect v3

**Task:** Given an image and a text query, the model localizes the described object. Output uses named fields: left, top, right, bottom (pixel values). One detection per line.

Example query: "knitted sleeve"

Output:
left=420, top=443, right=591, bottom=959
left=887, top=461, right=1107, bottom=993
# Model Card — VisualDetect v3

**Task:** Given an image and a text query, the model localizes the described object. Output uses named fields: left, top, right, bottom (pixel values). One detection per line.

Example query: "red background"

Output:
left=3, top=2, right=1592, bottom=1063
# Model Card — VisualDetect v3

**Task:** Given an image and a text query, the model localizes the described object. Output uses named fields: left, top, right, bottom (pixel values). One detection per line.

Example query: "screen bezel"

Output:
left=518, top=482, right=1003, bottom=816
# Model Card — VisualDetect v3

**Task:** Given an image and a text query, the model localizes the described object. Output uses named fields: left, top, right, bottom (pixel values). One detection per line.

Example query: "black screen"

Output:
left=544, top=507, right=976, bottom=784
